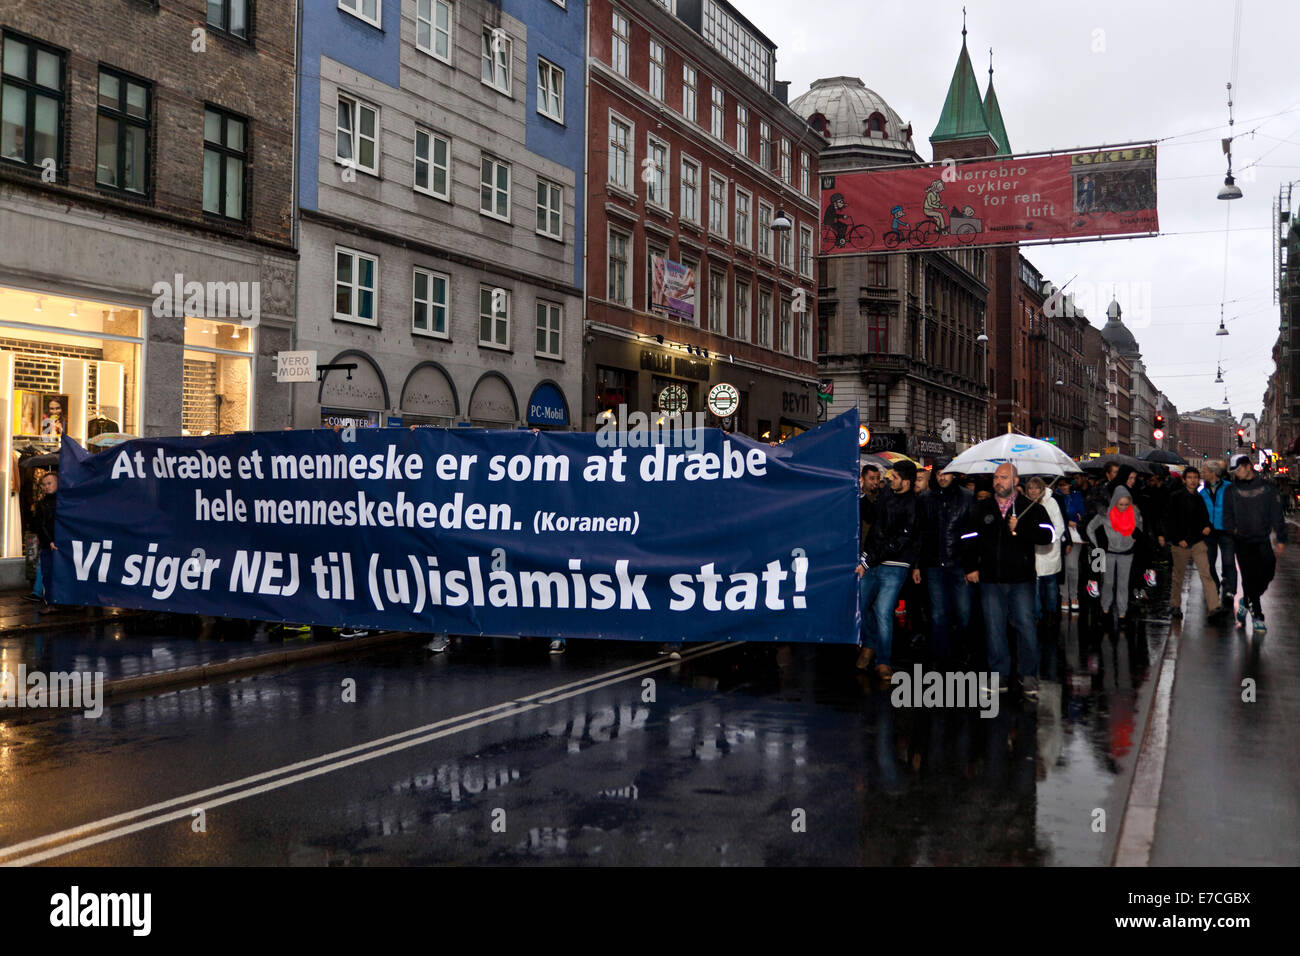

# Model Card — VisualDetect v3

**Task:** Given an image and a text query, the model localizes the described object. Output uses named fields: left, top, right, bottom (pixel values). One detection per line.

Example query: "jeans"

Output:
left=1034, top=574, right=1059, bottom=620
left=980, top=580, right=1037, bottom=679
left=1205, top=531, right=1237, bottom=600
left=40, top=547, right=53, bottom=604
left=860, top=564, right=908, bottom=666
left=925, top=566, right=972, bottom=667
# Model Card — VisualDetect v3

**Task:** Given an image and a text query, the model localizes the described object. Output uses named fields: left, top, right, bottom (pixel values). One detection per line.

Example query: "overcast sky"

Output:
left=740, top=0, right=1300, bottom=422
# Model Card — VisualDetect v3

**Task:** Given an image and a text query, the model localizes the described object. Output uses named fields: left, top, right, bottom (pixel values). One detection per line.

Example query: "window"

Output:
left=206, top=0, right=249, bottom=39
left=709, top=173, right=727, bottom=238
left=481, top=28, right=512, bottom=94
left=412, top=267, right=449, bottom=337
left=537, top=58, right=564, bottom=123
left=96, top=68, right=150, bottom=195
left=734, top=188, right=751, bottom=248
left=708, top=270, right=726, bottom=334
left=335, top=247, right=377, bottom=325
left=2, top=35, right=65, bottom=174
left=646, top=241, right=666, bottom=311
left=800, top=150, right=810, bottom=196
left=479, top=285, right=510, bottom=348
left=779, top=296, right=792, bottom=353
left=780, top=138, right=790, bottom=183
left=336, top=92, right=377, bottom=175
left=866, top=310, right=888, bottom=352
left=711, top=85, right=725, bottom=139
left=648, top=39, right=665, bottom=100
left=536, top=178, right=563, bottom=239
left=203, top=107, right=246, bottom=220
left=480, top=155, right=511, bottom=220
left=646, top=136, right=668, bottom=207
left=535, top=301, right=563, bottom=358
left=868, top=256, right=888, bottom=287
left=681, top=157, right=700, bottom=223
left=867, top=383, right=888, bottom=422
left=682, top=64, right=697, bottom=123
left=340, top=0, right=381, bottom=27
left=735, top=103, right=748, bottom=157
left=611, top=10, right=629, bottom=76
left=799, top=312, right=811, bottom=358
left=416, top=0, right=452, bottom=61
left=758, top=289, right=772, bottom=346
left=757, top=201, right=772, bottom=258
left=759, top=120, right=771, bottom=169
left=779, top=227, right=792, bottom=269
left=596, top=366, right=635, bottom=414
left=700, top=0, right=772, bottom=90
left=607, top=228, right=631, bottom=306
left=414, top=127, right=450, bottom=200
left=817, top=315, right=829, bottom=354
left=734, top=280, right=750, bottom=341
left=799, top=225, right=813, bottom=277
left=608, top=114, right=631, bottom=190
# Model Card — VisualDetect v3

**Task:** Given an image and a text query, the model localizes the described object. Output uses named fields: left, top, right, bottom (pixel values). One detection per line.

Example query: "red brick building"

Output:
left=584, top=0, right=821, bottom=438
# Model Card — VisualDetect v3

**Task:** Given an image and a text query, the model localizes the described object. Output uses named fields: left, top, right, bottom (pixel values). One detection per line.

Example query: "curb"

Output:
left=102, top=629, right=429, bottom=700
left=0, top=607, right=142, bottom=638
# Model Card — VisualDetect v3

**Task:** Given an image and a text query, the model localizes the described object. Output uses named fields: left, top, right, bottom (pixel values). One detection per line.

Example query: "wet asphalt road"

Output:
left=1, top=537, right=1295, bottom=866
left=1, top=629, right=1159, bottom=867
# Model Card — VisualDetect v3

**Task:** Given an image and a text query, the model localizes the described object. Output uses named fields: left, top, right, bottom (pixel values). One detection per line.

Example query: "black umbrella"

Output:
left=1138, top=448, right=1187, bottom=466
left=19, top=451, right=60, bottom=471
left=1090, top=453, right=1153, bottom=474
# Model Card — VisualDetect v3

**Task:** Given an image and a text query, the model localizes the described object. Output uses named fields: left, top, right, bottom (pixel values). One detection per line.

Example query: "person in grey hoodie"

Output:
left=1086, top=485, right=1144, bottom=625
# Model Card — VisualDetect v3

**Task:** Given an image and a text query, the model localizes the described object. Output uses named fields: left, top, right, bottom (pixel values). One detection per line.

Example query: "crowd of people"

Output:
left=856, top=453, right=1290, bottom=702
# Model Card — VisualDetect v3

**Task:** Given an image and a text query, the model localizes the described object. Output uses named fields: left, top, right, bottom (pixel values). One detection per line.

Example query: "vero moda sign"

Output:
left=51, top=414, right=862, bottom=644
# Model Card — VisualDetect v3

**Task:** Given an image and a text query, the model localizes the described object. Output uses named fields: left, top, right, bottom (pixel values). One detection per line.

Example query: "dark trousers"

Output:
left=980, top=580, right=1037, bottom=680
left=1205, top=530, right=1238, bottom=599
left=1233, top=539, right=1276, bottom=611
left=40, top=546, right=54, bottom=604
left=925, top=566, right=973, bottom=668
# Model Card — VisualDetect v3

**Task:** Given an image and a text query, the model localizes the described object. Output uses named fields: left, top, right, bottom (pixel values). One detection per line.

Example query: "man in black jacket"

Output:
left=35, top=471, right=58, bottom=612
left=1223, top=453, right=1288, bottom=632
left=960, top=463, right=1055, bottom=700
left=915, top=463, right=974, bottom=669
left=857, top=461, right=920, bottom=680
left=1166, top=466, right=1225, bottom=622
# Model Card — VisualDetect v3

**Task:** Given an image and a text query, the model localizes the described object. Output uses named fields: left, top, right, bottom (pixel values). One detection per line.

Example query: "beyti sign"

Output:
left=820, top=145, right=1158, bottom=254
left=51, top=414, right=862, bottom=644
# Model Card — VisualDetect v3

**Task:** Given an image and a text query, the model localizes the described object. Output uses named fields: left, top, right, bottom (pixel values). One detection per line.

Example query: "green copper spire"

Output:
left=930, top=26, right=994, bottom=145
left=983, top=50, right=1012, bottom=155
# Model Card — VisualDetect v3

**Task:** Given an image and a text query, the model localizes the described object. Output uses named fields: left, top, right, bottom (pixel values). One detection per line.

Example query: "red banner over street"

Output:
left=819, top=145, right=1158, bottom=254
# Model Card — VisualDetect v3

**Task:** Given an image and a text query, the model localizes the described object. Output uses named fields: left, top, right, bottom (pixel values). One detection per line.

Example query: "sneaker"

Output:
left=20, top=592, right=43, bottom=604
left=339, top=628, right=369, bottom=639
left=1253, top=617, right=1267, bottom=633
left=659, top=643, right=682, bottom=658
left=1169, top=607, right=1183, bottom=621
left=1022, top=686, right=1039, bottom=702
left=427, top=634, right=451, bottom=653
left=1235, top=603, right=1248, bottom=626
left=549, top=640, right=566, bottom=655
left=1070, top=602, right=1079, bottom=613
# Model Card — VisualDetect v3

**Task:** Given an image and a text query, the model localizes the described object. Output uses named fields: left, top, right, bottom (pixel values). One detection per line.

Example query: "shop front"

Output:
left=467, top=372, right=519, bottom=429
left=526, top=381, right=570, bottom=430
left=317, top=351, right=388, bottom=429
left=400, top=362, right=458, bottom=428
left=585, top=330, right=818, bottom=439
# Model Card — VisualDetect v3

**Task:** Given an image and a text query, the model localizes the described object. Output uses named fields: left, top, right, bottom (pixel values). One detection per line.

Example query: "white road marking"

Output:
left=1114, top=628, right=1178, bottom=866
left=0, top=641, right=739, bottom=866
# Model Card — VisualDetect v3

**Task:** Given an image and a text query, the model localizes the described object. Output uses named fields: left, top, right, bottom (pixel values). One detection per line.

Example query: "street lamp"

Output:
left=771, top=208, right=793, bottom=232
left=1218, top=83, right=1243, bottom=200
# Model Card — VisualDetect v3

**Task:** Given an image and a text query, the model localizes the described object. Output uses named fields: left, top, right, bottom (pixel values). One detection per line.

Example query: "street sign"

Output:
left=276, top=350, right=317, bottom=383
left=658, top=384, right=689, bottom=413
left=707, top=383, right=740, bottom=417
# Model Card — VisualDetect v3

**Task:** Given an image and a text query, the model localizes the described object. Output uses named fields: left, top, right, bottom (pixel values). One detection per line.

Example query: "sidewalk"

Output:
left=1145, top=519, right=1300, bottom=865
left=0, top=587, right=139, bottom=636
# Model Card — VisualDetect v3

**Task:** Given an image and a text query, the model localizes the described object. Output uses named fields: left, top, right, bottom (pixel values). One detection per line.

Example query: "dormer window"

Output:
left=808, top=112, right=830, bottom=137
left=864, top=112, right=887, bottom=137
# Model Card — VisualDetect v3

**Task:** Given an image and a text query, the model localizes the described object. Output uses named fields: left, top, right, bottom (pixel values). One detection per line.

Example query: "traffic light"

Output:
left=1154, top=413, right=1165, bottom=429
left=1250, top=441, right=1257, bottom=452
left=1237, top=427, right=1246, bottom=445
left=1152, top=413, right=1165, bottom=442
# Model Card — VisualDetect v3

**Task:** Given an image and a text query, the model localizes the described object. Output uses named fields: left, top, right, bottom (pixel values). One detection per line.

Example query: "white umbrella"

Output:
left=943, top=434, right=1081, bottom=476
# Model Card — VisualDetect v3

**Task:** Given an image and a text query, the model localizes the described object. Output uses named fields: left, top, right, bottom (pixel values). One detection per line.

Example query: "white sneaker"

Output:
left=549, top=640, right=566, bottom=655
left=427, top=634, right=451, bottom=653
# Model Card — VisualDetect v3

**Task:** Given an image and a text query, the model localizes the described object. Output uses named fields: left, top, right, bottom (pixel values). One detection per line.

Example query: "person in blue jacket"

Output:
left=1199, top=461, right=1236, bottom=612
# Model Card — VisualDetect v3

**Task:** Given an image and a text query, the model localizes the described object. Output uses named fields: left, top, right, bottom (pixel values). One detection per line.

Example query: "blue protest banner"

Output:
left=51, top=411, right=861, bottom=643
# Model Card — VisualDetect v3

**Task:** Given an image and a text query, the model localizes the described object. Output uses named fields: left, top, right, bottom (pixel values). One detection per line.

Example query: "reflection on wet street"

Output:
left=0, top=613, right=1167, bottom=866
